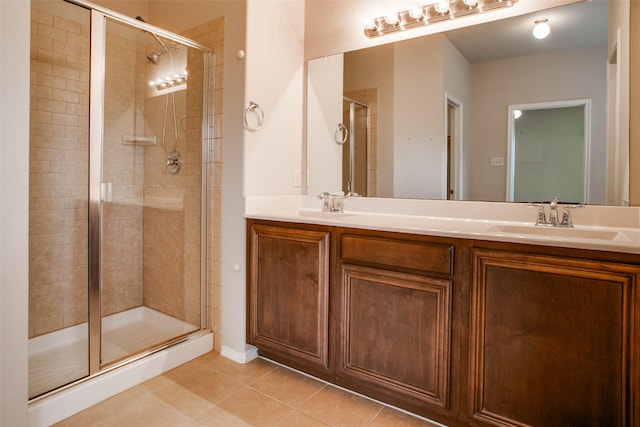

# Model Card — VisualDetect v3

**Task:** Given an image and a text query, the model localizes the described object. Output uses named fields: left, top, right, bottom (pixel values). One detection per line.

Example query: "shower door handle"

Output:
left=100, top=182, right=113, bottom=202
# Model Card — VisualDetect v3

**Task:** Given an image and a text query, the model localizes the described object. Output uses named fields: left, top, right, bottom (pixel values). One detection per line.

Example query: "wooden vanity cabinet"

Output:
left=333, top=229, right=461, bottom=419
left=246, top=220, right=331, bottom=376
left=466, top=246, right=640, bottom=427
left=247, top=219, right=640, bottom=427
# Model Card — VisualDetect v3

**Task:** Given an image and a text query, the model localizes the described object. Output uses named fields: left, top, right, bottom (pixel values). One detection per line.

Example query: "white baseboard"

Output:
left=220, top=344, right=258, bottom=364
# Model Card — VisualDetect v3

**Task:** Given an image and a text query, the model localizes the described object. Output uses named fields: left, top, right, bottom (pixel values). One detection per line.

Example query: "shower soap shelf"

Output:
left=122, top=136, right=157, bottom=146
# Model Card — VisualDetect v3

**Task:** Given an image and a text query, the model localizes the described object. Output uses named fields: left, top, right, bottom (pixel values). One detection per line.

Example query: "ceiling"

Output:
left=444, top=0, right=608, bottom=63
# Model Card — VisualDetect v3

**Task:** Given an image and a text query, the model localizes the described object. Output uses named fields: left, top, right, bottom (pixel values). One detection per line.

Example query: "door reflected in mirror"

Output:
left=508, top=101, right=590, bottom=204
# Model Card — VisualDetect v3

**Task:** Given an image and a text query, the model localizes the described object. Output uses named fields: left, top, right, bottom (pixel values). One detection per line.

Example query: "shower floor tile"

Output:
left=29, top=307, right=198, bottom=399
left=53, top=352, right=442, bottom=427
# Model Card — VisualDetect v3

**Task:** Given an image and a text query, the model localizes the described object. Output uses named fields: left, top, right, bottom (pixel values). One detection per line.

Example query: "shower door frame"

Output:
left=80, top=0, right=214, bottom=375
left=343, top=97, right=369, bottom=196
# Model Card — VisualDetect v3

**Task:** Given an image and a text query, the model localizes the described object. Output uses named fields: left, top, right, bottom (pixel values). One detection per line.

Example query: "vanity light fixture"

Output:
left=364, top=0, right=518, bottom=38
left=532, top=19, right=550, bottom=39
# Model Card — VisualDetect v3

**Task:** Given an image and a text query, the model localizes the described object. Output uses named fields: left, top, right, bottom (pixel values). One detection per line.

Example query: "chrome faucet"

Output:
left=529, top=196, right=584, bottom=228
left=548, top=196, right=560, bottom=226
left=317, top=192, right=345, bottom=213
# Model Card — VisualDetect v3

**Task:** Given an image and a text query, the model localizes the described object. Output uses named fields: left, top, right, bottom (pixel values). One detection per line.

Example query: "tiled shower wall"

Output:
left=29, top=7, right=90, bottom=337
left=29, top=3, right=223, bottom=348
left=344, top=89, right=378, bottom=197
left=183, top=18, right=224, bottom=348
left=101, top=22, right=147, bottom=317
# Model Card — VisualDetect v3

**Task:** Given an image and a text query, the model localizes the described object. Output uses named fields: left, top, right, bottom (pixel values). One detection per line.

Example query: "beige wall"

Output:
left=608, top=0, right=631, bottom=205
left=2, top=0, right=34, bottom=422
left=306, top=54, right=343, bottom=194
left=631, top=0, right=640, bottom=205
left=393, top=35, right=446, bottom=199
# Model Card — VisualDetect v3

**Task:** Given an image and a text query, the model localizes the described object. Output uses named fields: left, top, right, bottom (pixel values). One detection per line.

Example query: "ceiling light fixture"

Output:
left=532, top=19, right=550, bottom=39
left=364, top=0, right=518, bottom=38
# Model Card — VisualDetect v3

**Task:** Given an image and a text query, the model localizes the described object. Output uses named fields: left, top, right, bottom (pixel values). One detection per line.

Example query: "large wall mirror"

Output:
left=306, top=0, right=630, bottom=206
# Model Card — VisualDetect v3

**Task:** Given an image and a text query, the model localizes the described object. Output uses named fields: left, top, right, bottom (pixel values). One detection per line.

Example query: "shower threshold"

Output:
left=28, top=306, right=199, bottom=399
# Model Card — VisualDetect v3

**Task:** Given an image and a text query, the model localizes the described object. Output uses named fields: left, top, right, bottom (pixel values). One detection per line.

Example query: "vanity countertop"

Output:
left=245, top=195, right=640, bottom=254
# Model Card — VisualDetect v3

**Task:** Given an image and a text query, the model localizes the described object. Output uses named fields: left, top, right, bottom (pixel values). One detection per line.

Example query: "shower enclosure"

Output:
left=29, top=0, right=214, bottom=400
left=342, top=97, right=369, bottom=196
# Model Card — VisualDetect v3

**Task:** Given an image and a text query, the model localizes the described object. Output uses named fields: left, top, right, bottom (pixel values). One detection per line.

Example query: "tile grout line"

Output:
left=257, top=356, right=444, bottom=426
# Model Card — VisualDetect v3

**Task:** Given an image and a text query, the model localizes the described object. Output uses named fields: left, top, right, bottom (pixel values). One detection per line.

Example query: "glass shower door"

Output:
left=28, top=0, right=91, bottom=399
left=29, top=0, right=213, bottom=399
left=342, top=99, right=369, bottom=196
left=97, top=16, right=206, bottom=367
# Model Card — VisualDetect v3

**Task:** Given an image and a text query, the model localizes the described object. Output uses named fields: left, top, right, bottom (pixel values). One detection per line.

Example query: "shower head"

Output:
left=147, top=50, right=167, bottom=65
left=136, top=16, right=170, bottom=64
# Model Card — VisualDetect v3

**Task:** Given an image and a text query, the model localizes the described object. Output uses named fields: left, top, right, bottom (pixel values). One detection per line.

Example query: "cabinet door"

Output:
left=469, top=249, right=638, bottom=427
left=339, top=263, right=452, bottom=409
left=248, top=222, right=330, bottom=370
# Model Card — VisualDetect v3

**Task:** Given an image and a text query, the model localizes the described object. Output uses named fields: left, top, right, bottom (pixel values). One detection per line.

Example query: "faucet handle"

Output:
left=560, top=203, right=585, bottom=227
left=317, top=192, right=331, bottom=211
left=527, top=202, right=547, bottom=226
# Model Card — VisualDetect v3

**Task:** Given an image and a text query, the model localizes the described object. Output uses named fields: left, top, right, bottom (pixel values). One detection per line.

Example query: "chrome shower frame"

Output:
left=64, top=0, right=214, bottom=378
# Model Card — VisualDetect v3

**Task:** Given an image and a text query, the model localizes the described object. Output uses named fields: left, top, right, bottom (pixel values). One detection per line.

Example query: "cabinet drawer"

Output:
left=341, top=234, right=454, bottom=275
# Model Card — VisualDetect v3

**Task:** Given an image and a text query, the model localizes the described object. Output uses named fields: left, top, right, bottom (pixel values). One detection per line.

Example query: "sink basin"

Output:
left=487, top=224, right=630, bottom=241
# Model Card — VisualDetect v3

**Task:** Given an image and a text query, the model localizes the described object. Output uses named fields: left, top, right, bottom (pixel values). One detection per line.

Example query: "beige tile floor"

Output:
left=53, top=351, right=442, bottom=427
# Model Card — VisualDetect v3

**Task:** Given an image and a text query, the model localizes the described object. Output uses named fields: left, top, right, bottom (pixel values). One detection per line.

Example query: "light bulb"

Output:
left=364, top=18, right=377, bottom=30
left=409, top=7, right=424, bottom=20
left=463, top=0, right=478, bottom=7
left=384, top=13, right=399, bottom=25
left=434, top=0, right=450, bottom=14
left=532, top=19, right=550, bottom=39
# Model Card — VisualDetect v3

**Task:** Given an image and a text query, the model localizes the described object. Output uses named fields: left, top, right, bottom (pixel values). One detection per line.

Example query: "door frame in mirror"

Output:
left=506, top=99, right=592, bottom=203
left=445, top=93, right=464, bottom=201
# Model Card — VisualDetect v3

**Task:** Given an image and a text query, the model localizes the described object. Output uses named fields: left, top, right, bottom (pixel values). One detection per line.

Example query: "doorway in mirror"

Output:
left=343, top=90, right=378, bottom=197
left=507, top=100, right=591, bottom=204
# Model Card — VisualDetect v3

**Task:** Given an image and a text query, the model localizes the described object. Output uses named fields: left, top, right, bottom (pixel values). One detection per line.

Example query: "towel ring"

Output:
left=335, top=123, right=348, bottom=145
left=244, top=101, right=264, bottom=131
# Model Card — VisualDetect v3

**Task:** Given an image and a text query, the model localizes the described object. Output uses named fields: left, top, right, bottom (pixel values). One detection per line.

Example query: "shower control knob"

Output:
left=164, top=151, right=182, bottom=174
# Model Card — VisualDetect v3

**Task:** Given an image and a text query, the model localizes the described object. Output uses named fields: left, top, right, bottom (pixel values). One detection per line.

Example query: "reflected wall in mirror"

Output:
left=306, top=0, right=630, bottom=205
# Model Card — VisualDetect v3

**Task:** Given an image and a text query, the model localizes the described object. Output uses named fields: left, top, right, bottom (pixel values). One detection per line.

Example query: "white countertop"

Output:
left=245, top=195, right=640, bottom=254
